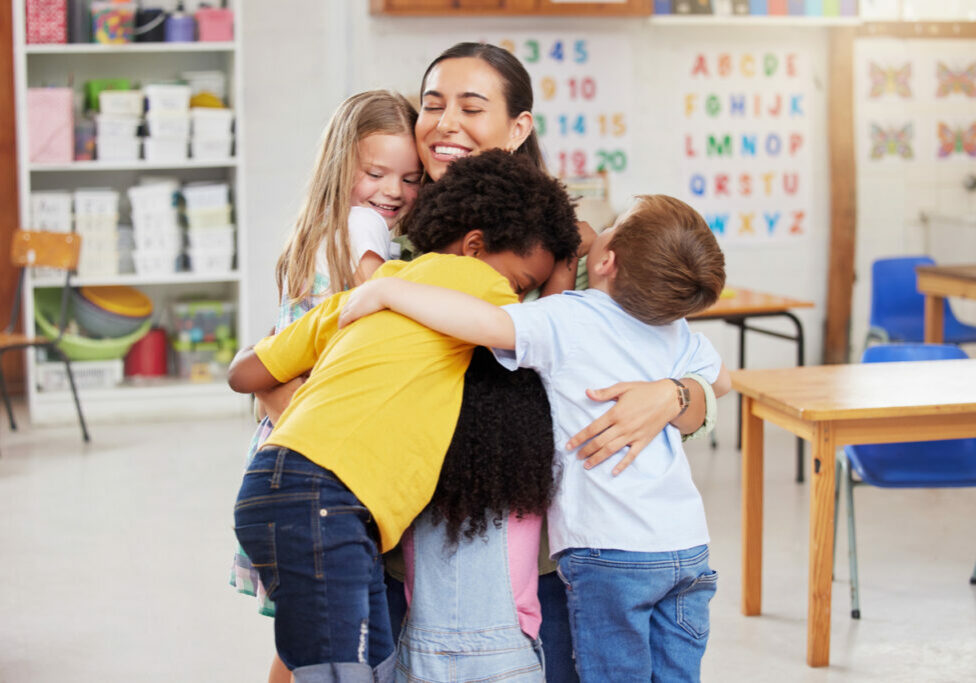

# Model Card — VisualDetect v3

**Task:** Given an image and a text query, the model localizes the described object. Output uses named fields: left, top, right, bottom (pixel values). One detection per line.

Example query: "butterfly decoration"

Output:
left=869, top=123, right=914, bottom=160
left=936, top=122, right=976, bottom=158
left=868, top=62, right=912, bottom=98
left=935, top=62, right=976, bottom=97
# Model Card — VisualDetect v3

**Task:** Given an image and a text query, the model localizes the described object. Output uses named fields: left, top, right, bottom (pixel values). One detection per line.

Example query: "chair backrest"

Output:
left=869, top=255, right=934, bottom=340
left=861, top=343, right=968, bottom=364
left=10, top=230, right=81, bottom=270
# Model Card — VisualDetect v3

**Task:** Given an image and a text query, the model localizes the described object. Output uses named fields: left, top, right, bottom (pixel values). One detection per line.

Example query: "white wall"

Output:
left=241, top=6, right=832, bottom=397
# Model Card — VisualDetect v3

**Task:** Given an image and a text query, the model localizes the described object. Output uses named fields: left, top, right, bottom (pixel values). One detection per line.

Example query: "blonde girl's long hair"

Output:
left=275, top=90, right=418, bottom=303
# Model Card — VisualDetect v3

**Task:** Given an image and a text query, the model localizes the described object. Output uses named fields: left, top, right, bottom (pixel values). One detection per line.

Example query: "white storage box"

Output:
left=182, top=182, right=229, bottom=209
left=146, top=111, right=190, bottom=139
left=188, top=247, right=234, bottom=273
left=36, top=359, right=124, bottom=392
left=185, top=204, right=232, bottom=228
left=190, top=107, right=233, bottom=137
left=190, top=136, right=233, bottom=160
left=99, top=90, right=144, bottom=117
left=78, top=247, right=120, bottom=277
left=134, top=227, right=182, bottom=252
left=133, top=249, right=181, bottom=275
left=187, top=225, right=234, bottom=250
left=144, top=137, right=189, bottom=163
left=74, top=189, right=119, bottom=215
left=144, top=84, right=191, bottom=112
left=97, top=135, right=141, bottom=162
left=182, top=70, right=227, bottom=100
left=128, top=183, right=178, bottom=212
left=95, top=114, right=141, bottom=138
left=75, top=213, right=119, bottom=236
left=131, top=208, right=179, bottom=232
left=31, top=191, right=73, bottom=232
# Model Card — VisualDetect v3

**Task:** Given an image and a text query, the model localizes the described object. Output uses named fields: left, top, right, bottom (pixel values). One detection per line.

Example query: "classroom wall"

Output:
left=241, top=5, right=832, bottom=420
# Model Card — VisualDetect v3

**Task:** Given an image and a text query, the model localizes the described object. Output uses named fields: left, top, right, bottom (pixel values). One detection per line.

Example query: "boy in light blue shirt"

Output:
left=340, top=194, right=731, bottom=682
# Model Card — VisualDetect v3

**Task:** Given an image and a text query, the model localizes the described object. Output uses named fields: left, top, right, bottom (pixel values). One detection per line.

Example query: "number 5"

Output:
left=574, top=40, right=588, bottom=64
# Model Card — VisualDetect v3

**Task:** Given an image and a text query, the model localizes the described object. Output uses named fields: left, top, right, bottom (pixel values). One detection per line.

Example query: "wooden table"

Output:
left=691, top=288, right=815, bottom=481
left=732, top=359, right=976, bottom=667
left=915, top=264, right=976, bottom=343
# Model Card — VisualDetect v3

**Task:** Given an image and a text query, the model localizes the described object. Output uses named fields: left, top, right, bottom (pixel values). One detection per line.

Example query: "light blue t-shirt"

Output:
left=492, top=288, right=722, bottom=556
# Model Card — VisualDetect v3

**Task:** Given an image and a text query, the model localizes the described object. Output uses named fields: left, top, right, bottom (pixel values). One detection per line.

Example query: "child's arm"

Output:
left=353, top=251, right=386, bottom=285
left=228, top=346, right=283, bottom=394
left=338, top=277, right=516, bottom=349
left=712, top=363, right=732, bottom=397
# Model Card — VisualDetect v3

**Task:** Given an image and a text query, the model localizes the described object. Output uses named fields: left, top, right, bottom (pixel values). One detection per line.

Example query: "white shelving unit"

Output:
left=12, top=2, right=249, bottom=424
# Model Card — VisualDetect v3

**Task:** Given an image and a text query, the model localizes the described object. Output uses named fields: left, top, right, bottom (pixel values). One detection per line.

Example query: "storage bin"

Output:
left=95, top=113, right=141, bottom=138
left=190, top=108, right=233, bottom=137
left=144, top=137, right=189, bottom=163
left=133, top=227, right=182, bottom=252
left=194, top=7, right=233, bottom=41
left=128, top=182, right=178, bottom=213
left=144, top=84, right=191, bottom=112
left=91, top=1, right=135, bottom=44
left=75, top=214, right=119, bottom=236
left=26, top=0, right=67, bottom=44
left=171, top=341, right=231, bottom=382
left=170, top=300, right=235, bottom=344
left=74, top=189, right=119, bottom=216
left=182, top=70, right=226, bottom=100
left=181, top=182, right=229, bottom=209
left=31, top=191, right=72, bottom=231
left=130, top=208, right=179, bottom=232
left=190, top=136, right=233, bottom=160
left=187, top=225, right=234, bottom=250
left=133, top=249, right=181, bottom=276
left=97, top=88, right=142, bottom=116
left=36, top=359, right=124, bottom=392
left=145, top=111, right=190, bottom=138
left=96, top=135, right=141, bottom=162
left=72, top=285, right=152, bottom=337
left=188, top=246, right=234, bottom=274
left=27, top=88, right=73, bottom=163
left=185, top=204, right=232, bottom=228
left=77, top=246, right=120, bottom=277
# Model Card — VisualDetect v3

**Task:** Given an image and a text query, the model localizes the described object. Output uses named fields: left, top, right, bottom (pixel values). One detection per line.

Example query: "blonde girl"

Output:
left=229, top=89, right=421, bottom=683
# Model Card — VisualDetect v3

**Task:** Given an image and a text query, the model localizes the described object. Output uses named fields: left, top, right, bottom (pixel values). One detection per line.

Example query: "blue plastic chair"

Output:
left=833, top=343, right=976, bottom=619
left=867, top=256, right=976, bottom=346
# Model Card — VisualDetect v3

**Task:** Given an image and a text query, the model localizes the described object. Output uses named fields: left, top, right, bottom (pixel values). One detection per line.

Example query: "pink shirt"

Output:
left=403, top=512, right=543, bottom=639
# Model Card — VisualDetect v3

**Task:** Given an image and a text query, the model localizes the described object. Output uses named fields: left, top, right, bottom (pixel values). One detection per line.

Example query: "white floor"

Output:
left=0, top=399, right=974, bottom=682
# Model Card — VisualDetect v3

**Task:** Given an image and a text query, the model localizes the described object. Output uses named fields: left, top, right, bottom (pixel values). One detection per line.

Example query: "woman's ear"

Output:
left=460, top=230, right=486, bottom=257
left=507, top=111, right=534, bottom=152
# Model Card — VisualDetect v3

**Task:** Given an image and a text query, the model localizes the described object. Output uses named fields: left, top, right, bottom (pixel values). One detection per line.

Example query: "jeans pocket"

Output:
left=234, top=522, right=279, bottom=597
left=676, top=569, right=718, bottom=640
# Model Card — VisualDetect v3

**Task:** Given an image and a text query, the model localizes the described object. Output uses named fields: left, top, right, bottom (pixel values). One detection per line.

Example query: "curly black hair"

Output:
left=405, top=149, right=580, bottom=263
left=428, top=347, right=557, bottom=544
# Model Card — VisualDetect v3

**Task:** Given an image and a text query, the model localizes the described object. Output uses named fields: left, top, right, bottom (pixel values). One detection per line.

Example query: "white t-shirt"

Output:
left=492, top=288, right=722, bottom=556
left=313, top=206, right=392, bottom=276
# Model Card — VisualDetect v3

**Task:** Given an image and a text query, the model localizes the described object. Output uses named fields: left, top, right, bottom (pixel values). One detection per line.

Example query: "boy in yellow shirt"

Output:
left=227, top=150, right=580, bottom=682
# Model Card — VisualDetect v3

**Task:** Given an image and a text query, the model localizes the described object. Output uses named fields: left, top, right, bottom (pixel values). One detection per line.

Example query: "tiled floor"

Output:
left=0, top=399, right=973, bottom=682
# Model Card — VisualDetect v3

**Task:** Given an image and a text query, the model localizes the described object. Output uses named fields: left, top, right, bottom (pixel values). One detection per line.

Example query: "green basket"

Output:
left=34, top=289, right=152, bottom=361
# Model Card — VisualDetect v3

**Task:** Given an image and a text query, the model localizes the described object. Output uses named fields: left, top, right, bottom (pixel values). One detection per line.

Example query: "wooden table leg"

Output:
left=923, top=295, right=944, bottom=343
left=807, top=422, right=836, bottom=667
left=741, top=394, right=764, bottom=616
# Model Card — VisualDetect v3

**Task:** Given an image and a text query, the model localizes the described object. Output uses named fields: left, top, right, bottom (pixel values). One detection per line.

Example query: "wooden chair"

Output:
left=1, top=230, right=90, bottom=442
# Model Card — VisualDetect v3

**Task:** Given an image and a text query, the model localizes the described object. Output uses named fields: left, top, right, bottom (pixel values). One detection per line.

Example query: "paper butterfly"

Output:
left=868, top=62, right=911, bottom=98
left=937, top=122, right=976, bottom=158
left=935, top=62, right=976, bottom=98
left=869, top=123, right=914, bottom=160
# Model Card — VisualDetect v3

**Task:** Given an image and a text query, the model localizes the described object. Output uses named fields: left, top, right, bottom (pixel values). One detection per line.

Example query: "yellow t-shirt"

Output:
left=254, top=252, right=518, bottom=552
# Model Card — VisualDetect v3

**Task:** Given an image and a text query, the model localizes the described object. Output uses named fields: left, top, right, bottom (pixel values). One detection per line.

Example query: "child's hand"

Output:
left=338, top=279, right=391, bottom=328
left=576, top=220, right=597, bottom=258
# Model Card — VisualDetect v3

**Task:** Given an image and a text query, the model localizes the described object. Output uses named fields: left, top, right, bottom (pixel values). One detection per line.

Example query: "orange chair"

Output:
left=1, top=231, right=90, bottom=442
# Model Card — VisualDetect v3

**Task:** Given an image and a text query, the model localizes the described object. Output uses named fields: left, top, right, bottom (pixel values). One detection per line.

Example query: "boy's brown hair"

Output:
left=607, top=194, right=726, bottom=326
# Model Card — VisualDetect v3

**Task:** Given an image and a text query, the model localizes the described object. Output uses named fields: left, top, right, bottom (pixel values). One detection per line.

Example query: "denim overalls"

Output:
left=396, top=509, right=545, bottom=682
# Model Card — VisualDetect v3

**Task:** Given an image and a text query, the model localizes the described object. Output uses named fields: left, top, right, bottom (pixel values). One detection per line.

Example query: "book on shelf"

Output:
left=673, top=0, right=713, bottom=13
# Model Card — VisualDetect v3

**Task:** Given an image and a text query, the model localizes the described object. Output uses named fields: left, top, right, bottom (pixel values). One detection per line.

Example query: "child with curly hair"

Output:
left=340, top=194, right=732, bottom=682
left=227, top=149, right=579, bottom=681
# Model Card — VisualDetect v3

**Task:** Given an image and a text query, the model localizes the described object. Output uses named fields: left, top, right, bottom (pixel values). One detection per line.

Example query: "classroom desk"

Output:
left=732, top=359, right=976, bottom=668
left=915, top=264, right=976, bottom=343
left=690, top=288, right=815, bottom=482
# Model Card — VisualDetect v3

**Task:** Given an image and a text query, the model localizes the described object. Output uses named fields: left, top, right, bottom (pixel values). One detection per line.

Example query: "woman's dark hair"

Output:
left=422, top=42, right=546, bottom=171
left=429, top=347, right=557, bottom=543
left=405, top=149, right=579, bottom=262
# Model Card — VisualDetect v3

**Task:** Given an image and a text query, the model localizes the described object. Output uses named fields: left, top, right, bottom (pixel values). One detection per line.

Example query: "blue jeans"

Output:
left=538, top=571, right=579, bottom=683
left=234, top=446, right=394, bottom=682
left=557, top=545, right=717, bottom=683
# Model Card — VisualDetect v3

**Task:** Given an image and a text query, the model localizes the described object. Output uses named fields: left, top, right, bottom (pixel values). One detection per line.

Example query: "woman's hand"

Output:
left=255, top=375, right=307, bottom=426
left=338, top=279, right=392, bottom=328
left=567, top=378, right=704, bottom=476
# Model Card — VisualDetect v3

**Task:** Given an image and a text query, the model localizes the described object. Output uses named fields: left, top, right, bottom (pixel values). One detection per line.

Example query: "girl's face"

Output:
left=350, top=133, right=423, bottom=228
left=416, top=57, right=533, bottom=181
